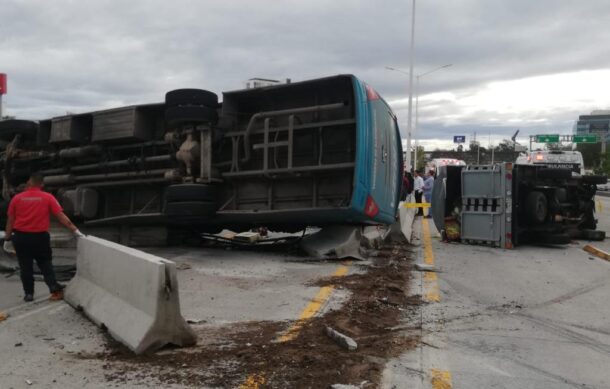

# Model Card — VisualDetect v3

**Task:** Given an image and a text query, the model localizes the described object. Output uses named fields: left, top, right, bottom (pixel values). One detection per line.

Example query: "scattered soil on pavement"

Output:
left=88, top=241, right=421, bottom=388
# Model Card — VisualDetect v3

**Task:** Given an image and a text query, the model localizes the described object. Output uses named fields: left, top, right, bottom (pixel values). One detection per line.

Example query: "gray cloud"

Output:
left=1, top=0, right=609, bottom=146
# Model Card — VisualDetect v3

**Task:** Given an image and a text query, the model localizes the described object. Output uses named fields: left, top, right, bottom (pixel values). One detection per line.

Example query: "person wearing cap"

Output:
left=4, top=173, right=84, bottom=302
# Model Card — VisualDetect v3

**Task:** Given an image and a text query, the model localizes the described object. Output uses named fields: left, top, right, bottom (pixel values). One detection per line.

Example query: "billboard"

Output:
left=453, top=135, right=466, bottom=143
left=0, top=73, right=6, bottom=95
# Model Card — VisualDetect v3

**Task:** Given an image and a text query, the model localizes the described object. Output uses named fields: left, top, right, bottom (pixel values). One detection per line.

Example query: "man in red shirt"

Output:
left=4, top=173, right=83, bottom=302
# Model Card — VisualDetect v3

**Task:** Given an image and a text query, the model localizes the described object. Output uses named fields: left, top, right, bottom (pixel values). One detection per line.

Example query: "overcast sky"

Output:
left=1, top=0, right=609, bottom=149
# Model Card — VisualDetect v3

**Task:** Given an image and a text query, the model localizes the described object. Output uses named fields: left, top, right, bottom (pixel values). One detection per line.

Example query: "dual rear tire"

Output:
left=164, top=184, right=219, bottom=217
left=165, top=89, right=219, bottom=127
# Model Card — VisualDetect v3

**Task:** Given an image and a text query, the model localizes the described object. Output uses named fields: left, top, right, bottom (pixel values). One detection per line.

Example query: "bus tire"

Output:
left=165, top=184, right=219, bottom=202
left=582, top=175, right=607, bottom=185
left=526, top=191, right=547, bottom=225
left=0, top=120, right=39, bottom=142
left=165, top=106, right=218, bottom=126
left=164, top=201, right=217, bottom=216
left=165, top=89, right=218, bottom=108
left=537, top=168, right=572, bottom=180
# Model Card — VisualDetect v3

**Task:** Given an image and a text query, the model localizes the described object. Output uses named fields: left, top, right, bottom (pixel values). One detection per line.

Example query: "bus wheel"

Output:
left=164, top=201, right=217, bottom=216
left=165, top=184, right=219, bottom=202
left=0, top=120, right=38, bottom=142
left=165, top=106, right=218, bottom=126
left=165, top=89, right=218, bottom=108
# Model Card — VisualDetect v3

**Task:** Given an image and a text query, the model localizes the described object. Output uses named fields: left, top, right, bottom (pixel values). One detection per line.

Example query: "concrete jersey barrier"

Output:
left=65, top=236, right=196, bottom=354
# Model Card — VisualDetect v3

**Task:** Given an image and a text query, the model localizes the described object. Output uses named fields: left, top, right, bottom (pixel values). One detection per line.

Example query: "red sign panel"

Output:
left=0, top=73, right=6, bottom=95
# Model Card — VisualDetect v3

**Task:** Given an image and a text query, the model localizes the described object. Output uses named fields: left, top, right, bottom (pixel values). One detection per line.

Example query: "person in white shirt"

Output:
left=423, top=170, right=435, bottom=218
left=413, top=170, right=424, bottom=216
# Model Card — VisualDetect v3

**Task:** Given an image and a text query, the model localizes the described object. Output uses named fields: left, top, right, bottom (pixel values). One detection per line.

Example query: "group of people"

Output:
left=401, top=168, right=435, bottom=218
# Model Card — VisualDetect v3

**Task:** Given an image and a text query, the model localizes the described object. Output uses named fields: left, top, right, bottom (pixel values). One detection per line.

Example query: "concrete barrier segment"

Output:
left=64, top=236, right=196, bottom=354
left=386, top=201, right=416, bottom=244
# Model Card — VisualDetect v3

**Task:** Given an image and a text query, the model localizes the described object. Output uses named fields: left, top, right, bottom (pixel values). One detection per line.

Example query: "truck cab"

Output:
left=516, top=150, right=584, bottom=175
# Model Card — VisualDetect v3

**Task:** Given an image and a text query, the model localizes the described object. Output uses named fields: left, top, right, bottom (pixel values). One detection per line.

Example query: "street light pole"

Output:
left=414, top=76, right=420, bottom=170
left=405, top=0, right=417, bottom=172
left=387, top=60, right=451, bottom=172
left=413, top=64, right=452, bottom=170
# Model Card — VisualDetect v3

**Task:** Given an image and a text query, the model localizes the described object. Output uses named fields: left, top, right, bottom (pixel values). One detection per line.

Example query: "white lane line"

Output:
left=3, top=296, right=50, bottom=314
left=7, top=302, right=64, bottom=322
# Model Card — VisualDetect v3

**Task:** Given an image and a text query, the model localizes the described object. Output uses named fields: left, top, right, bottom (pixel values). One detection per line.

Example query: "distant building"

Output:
left=245, top=78, right=292, bottom=89
left=575, top=110, right=610, bottom=141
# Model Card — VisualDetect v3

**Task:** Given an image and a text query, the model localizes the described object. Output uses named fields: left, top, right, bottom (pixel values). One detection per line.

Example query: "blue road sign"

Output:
left=454, top=135, right=466, bottom=143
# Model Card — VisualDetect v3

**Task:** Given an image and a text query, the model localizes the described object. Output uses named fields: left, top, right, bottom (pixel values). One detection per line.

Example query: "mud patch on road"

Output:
left=92, top=242, right=420, bottom=388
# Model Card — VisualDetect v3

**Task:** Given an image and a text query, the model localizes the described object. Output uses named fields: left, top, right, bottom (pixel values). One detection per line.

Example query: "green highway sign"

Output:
left=573, top=135, right=598, bottom=143
left=535, top=134, right=560, bottom=143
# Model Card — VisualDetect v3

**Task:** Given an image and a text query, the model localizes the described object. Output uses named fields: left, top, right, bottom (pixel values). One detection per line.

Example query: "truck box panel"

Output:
left=92, top=106, right=154, bottom=142
left=50, top=115, right=92, bottom=144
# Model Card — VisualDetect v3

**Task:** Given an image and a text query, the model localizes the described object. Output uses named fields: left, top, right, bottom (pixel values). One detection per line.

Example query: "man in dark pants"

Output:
left=4, top=173, right=83, bottom=302
left=413, top=170, right=424, bottom=216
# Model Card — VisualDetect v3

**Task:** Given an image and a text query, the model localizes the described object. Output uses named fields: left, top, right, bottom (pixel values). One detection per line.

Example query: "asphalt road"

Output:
left=1, top=197, right=609, bottom=388
left=393, top=195, right=610, bottom=388
left=0, top=246, right=76, bottom=311
left=0, top=245, right=357, bottom=388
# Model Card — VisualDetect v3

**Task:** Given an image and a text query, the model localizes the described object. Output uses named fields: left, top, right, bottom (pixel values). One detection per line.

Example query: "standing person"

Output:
left=4, top=173, right=83, bottom=302
left=413, top=170, right=424, bottom=216
left=423, top=170, right=435, bottom=218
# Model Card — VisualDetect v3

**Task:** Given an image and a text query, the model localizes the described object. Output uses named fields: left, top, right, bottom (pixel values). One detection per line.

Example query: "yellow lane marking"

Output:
left=239, top=374, right=265, bottom=389
left=597, top=199, right=603, bottom=213
left=583, top=244, right=610, bottom=262
left=431, top=369, right=453, bottom=389
left=240, top=262, right=351, bottom=388
left=404, top=202, right=431, bottom=208
left=277, top=263, right=350, bottom=342
left=422, top=218, right=440, bottom=302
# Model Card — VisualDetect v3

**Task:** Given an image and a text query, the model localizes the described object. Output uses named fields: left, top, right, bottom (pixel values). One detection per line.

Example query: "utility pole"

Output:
left=474, top=132, right=480, bottom=164
left=405, top=0, right=416, bottom=171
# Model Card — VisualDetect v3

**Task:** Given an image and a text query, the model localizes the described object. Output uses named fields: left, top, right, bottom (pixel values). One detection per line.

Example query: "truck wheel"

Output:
left=582, top=175, right=607, bottom=185
left=164, top=201, right=217, bottom=216
left=537, top=168, right=572, bottom=180
left=0, top=120, right=39, bottom=142
left=526, top=191, right=547, bottom=224
left=165, top=89, right=218, bottom=108
left=536, top=233, right=571, bottom=245
left=165, top=106, right=218, bottom=126
left=554, top=188, right=568, bottom=203
left=165, top=184, right=219, bottom=202
left=579, top=229, right=606, bottom=241
left=581, top=202, right=597, bottom=230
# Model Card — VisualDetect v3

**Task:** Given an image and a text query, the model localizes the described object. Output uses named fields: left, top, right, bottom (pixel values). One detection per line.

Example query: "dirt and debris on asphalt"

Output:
left=83, top=241, right=421, bottom=388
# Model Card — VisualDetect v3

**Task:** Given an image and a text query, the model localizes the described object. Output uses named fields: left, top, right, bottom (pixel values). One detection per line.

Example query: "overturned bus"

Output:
left=0, top=75, right=403, bottom=241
